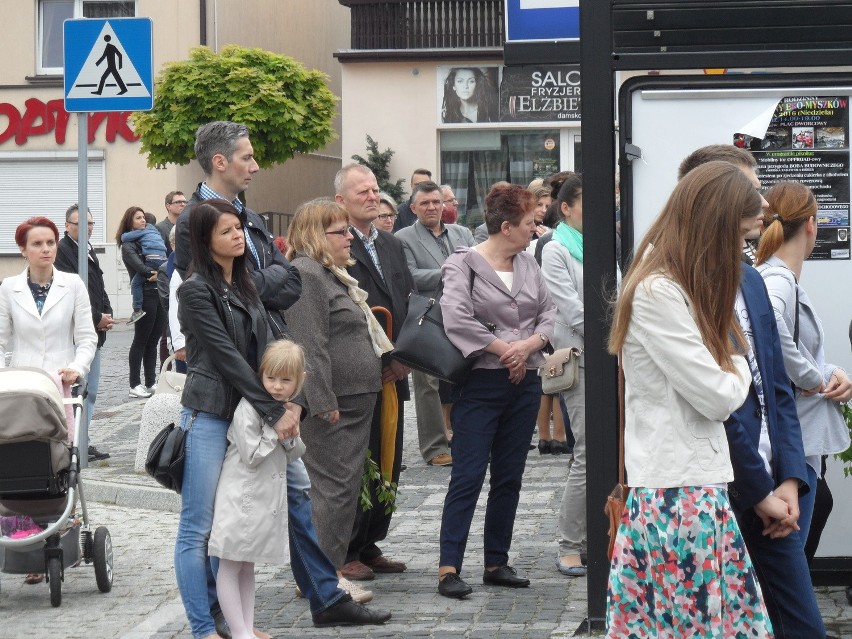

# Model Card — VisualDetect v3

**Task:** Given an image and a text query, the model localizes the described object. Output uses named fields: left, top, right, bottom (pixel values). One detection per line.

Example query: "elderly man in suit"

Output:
left=335, top=163, right=415, bottom=582
left=395, top=181, right=475, bottom=467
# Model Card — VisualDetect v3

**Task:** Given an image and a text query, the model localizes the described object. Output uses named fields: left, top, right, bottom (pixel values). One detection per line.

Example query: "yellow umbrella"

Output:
left=371, top=306, right=398, bottom=478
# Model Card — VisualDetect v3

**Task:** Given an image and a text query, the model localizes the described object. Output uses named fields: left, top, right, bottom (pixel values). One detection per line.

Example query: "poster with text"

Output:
left=746, top=96, right=850, bottom=260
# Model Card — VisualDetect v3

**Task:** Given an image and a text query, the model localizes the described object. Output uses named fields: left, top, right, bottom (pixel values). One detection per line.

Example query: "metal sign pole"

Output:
left=77, top=113, right=89, bottom=468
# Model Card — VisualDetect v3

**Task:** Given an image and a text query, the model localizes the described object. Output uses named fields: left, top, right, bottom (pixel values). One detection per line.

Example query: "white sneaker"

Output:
left=127, top=310, right=146, bottom=325
left=338, top=577, right=373, bottom=604
left=129, top=384, right=152, bottom=399
left=146, top=383, right=158, bottom=394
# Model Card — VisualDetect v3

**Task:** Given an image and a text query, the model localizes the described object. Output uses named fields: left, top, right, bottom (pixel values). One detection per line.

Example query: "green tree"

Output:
left=352, top=135, right=406, bottom=202
left=133, top=45, right=337, bottom=168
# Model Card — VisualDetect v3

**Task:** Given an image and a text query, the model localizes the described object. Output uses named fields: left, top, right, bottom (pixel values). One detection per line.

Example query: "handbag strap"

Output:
left=617, top=351, right=625, bottom=486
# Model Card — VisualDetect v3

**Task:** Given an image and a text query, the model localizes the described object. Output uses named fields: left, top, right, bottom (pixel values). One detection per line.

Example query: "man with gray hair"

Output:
left=55, top=203, right=114, bottom=462
left=174, top=121, right=390, bottom=630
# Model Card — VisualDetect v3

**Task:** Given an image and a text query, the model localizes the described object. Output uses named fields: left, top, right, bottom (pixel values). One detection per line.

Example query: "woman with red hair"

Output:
left=0, top=216, right=97, bottom=585
left=0, top=216, right=97, bottom=383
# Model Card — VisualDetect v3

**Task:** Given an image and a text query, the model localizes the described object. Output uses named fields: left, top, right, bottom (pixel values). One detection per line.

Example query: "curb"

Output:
left=82, top=477, right=181, bottom=513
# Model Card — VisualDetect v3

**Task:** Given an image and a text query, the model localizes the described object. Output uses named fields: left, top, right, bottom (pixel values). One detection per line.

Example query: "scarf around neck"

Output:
left=329, top=266, right=394, bottom=358
left=553, top=221, right=583, bottom=263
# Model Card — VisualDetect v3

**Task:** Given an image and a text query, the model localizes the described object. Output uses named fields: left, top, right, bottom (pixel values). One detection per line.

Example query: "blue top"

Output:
left=121, top=223, right=167, bottom=257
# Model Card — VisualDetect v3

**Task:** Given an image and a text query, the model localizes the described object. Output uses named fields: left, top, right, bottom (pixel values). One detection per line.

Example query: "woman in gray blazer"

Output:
left=756, top=181, right=852, bottom=544
left=283, top=199, right=393, bottom=572
left=436, top=183, right=555, bottom=599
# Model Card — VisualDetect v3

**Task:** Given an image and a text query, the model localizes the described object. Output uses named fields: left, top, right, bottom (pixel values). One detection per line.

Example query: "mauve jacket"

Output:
left=440, top=246, right=555, bottom=371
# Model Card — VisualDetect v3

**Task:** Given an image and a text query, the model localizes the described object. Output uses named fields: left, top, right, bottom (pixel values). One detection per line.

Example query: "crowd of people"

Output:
left=3, top=119, right=849, bottom=637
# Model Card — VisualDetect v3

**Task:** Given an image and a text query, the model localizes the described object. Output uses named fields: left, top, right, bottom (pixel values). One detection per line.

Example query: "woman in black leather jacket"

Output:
left=173, top=198, right=301, bottom=639
left=117, top=207, right=166, bottom=398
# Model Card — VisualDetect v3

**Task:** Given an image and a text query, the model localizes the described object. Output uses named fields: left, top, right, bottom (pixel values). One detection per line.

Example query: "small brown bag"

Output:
left=537, top=347, right=582, bottom=395
left=604, top=355, right=629, bottom=560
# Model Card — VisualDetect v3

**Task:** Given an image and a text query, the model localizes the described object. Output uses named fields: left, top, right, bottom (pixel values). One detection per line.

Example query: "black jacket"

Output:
left=393, top=199, right=417, bottom=232
left=55, top=233, right=113, bottom=348
left=347, top=228, right=414, bottom=401
left=175, top=187, right=301, bottom=312
left=177, top=274, right=285, bottom=424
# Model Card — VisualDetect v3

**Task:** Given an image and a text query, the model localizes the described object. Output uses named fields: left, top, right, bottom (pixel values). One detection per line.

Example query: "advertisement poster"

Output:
left=437, top=65, right=580, bottom=125
left=743, top=96, right=851, bottom=260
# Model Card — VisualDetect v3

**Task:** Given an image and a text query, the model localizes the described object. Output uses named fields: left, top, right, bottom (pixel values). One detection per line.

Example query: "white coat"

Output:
left=208, top=398, right=290, bottom=564
left=622, top=275, right=751, bottom=489
left=0, top=267, right=97, bottom=376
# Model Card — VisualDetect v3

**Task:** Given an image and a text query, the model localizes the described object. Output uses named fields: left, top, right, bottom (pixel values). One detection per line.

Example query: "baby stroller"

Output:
left=0, top=367, right=113, bottom=607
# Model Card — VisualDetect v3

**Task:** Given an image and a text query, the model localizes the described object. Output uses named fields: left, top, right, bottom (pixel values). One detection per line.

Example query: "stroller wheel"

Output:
left=47, top=557, right=62, bottom=607
left=93, top=527, right=113, bottom=593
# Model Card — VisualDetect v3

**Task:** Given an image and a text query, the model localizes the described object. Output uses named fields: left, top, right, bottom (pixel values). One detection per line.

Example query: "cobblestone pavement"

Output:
left=2, top=324, right=849, bottom=638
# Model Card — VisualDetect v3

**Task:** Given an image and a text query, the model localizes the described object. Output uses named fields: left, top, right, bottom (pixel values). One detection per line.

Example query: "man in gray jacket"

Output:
left=395, top=181, right=475, bottom=466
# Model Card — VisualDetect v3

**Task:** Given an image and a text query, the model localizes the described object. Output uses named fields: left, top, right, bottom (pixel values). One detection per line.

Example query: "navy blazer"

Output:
left=725, top=264, right=809, bottom=511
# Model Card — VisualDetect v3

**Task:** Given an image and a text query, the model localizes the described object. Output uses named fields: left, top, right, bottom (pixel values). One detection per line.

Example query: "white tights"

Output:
left=216, top=558, right=257, bottom=639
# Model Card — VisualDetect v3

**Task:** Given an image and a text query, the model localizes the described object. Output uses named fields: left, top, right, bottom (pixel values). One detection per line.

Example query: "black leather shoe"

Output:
left=538, top=439, right=552, bottom=454
left=438, top=572, right=473, bottom=599
left=550, top=440, right=571, bottom=455
left=88, top=445, right=110, bottom=462
left=312, top=597, right=391, bottom=627
left=483, top=565, right=530, bottom=588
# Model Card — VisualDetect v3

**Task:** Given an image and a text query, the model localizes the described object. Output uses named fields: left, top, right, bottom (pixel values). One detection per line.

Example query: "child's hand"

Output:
left=318, top=410, right=340, bottom=424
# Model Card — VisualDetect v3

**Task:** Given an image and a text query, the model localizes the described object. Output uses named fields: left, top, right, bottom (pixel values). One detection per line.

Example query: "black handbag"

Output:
left=392, top=269, right=493, bottom=385
left=145, top=413, right=194, bottom=494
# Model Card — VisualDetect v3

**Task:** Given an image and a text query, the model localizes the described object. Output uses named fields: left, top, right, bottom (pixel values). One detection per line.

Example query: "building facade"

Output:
left=1, top=1, right=348, bottom=314
left=335, top=0, right=582, bottom=226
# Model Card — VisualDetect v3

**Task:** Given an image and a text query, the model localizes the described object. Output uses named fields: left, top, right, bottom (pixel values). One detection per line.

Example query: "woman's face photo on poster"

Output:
left=440, top=66, right=500, bottom=124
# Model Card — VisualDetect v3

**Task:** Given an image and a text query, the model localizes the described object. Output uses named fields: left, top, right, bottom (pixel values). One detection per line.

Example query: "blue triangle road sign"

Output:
left=64, top=17, right=153, bottom=113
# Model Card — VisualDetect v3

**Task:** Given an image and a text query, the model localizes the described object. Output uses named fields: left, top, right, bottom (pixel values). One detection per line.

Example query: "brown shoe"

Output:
left=362, top=555, right=407, bottom=573
left=427, top=453, right=452, bottom=466
left=340, top=559, right=375, bottom=581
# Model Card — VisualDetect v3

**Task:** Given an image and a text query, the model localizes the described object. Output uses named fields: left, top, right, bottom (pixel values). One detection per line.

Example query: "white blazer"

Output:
left=0, top=267, right=97, bottom=376
left=622, top=275, right=750, bottom=488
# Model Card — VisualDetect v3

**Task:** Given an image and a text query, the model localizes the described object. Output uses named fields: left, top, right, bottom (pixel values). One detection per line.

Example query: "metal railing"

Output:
left=340, top=0, right=504, bottom=50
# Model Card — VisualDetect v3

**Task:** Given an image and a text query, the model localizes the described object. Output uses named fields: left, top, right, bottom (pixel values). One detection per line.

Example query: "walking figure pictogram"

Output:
left=92, top=35, right=127, bottom=95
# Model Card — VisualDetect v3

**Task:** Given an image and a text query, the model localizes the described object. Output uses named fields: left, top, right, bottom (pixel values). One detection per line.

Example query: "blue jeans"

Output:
left=131, top=258, right=166, bottom=310
left=798, top=463, right=819, bottom=549
left=86, top=347, right=101, bottom=429
left=440, top=369, right=540, bottom=571
left=734, top=505, right=826, bottom=637
left=286, top=459, right=345, bottom=614
left=174, top=408, right=228, bottom=639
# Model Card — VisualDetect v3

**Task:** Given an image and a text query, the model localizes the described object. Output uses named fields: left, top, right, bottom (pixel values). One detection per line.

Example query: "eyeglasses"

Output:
left=325, top=227, right=353, bottom=237
left=170, top=200, right=188, bottom=206
left=68, top=221, right=95, bottom=226
left=443, top=198, right=459, bottom=204
left=377, top=214, right=397, bottom=220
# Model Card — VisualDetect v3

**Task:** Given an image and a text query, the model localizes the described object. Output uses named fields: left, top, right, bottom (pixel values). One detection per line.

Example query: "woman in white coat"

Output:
left=0, top=216, right=97, bottom=587
left=0, top=216, right=97, bottom=383
left=756, top=181, right=852, bottom=544
left=540, top=173, right=589, bottom=577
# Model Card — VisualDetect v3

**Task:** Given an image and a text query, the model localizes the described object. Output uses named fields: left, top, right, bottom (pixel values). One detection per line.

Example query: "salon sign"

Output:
left=437, top=65, right=581, bottom=125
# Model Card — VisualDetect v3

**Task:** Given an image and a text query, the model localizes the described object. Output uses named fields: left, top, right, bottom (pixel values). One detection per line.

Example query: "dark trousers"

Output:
left=129, top=285, right=165, bottom=388
left=347, top=393, right=405, bottom=563
left=734, top=506, right=826, bottom=638
left=439, top=369, right=539, bottom=572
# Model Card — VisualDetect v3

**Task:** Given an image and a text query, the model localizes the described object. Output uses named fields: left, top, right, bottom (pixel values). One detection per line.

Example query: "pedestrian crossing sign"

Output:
left=64, top=17, right=153, bottom=113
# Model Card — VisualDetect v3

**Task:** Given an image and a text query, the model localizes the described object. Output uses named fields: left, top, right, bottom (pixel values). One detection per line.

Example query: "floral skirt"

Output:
left=606, top=486, right=773, bottom=638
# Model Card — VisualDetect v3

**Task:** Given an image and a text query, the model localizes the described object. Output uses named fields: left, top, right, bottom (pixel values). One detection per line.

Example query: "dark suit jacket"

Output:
left=393, top=199, right=416, bottom=232
left=55, top=233, right=113, bottom=348
left=347, top=228, right=414, bottom=401
left=725, top=264, right=809, bottom=511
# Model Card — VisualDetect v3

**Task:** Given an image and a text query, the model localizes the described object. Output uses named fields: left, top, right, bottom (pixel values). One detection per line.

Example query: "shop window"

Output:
left=440, top=129, right=562, bottom=227
left=38, top=0, right=135, bottom=75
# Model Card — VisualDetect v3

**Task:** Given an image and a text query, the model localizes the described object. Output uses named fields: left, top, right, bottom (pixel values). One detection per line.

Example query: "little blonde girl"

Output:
left=208, top=340, right=307, bottom=639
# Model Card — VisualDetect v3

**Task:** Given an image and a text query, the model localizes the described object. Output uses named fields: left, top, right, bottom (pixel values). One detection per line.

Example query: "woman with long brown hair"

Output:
left=606, top=161, right=773, bottom=637
left=756, top=181, right=852, bottom=548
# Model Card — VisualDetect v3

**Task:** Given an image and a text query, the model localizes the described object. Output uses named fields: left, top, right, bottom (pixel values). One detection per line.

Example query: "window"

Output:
left=440, top=129, right=562, bottom=226
left=0, top=152, right=105, bottom=254
left=38, top=0, right=135, bottom=75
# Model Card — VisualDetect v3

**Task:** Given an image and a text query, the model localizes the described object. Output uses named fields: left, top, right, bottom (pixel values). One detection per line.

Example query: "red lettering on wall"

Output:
left=0, top=102, right=22, bottom=145
left=0, top=98, right=139, bottom=146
